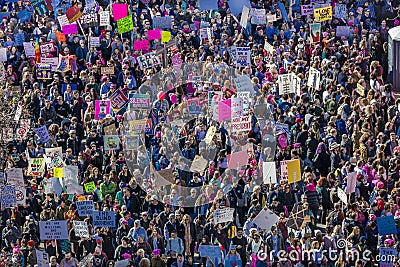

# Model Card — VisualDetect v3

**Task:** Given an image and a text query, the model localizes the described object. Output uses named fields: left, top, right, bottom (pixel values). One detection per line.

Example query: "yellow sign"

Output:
left=287, top=159, right=302, bottom=184
left=356, top=83, right=365, bottom=96
left=161, top=31, right=171, bottom=43
left=53, top=167, right=63, bottom=178
left=77, top=196, right=86, bottom=201
left=314, top=6, right=332, bottom=21
left=84, top=181, right=96, bottom=193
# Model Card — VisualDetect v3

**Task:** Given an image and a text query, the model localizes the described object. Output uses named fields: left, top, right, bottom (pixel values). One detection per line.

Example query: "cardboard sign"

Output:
left=129, top=94, right=151, bottom=109
left=93, top=211, right=116, bottom=227
left=104, top=124, right=117, bottom=135
left=76, top=200, right=94, bottom=216
left=23, top=42, right=35, bottom=58
left=337, top=188, right=347, bottom=205
left=314, top=6, right=332, bottom=21
left=104, top=135, right=120, bottom=151
left=73, top=221, right=89, bottom=238
left=66, top=5, right=82, bottom=23
left=110, top=89, right=128, bottom=112
left=253, top=208, right=279, bottom=229
left=278, top=74, right=294, bottom=95
left=234, top=75, right=254, bottom=93
left=263, top=162, right=277, bottom=184
left=84, top=181, right=96, bottom=193
left=377, top=216, right=397, bottom=236
left=28, top=158, right=46, bottom=176
left=95, top=100, right=111, bottom=120
left=190, top=156, right=208, bottom=173
left=199, top=245, right=222, bottom=259
left=231, top=115, right=251, bottom=133
left=0, top=185, right=16, bottom=208
left=213, top=208, right=235, bottom=224
left=101, top=66, right=114, bottom=75
left=39, top=220, right=69, bottom=240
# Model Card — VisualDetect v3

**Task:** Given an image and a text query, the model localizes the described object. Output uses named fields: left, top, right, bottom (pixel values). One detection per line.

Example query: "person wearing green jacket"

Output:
left=100, top=174, right=117, bottom=201
left=114, top=182, right=126, bottom=206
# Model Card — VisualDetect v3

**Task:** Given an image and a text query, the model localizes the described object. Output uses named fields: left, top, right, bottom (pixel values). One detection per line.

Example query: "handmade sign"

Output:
left=39, top=220, right=69, bottom=240
left=73, top=221, right=89, bottom=238
left=117, top=15, right=134, bottom=34
left=253, top=208, right=279, bottom=230
left=93, top=211, right=116, bottom=227
left=129, top=94, right=151, bottom=109
left=231, top=115, right=251, bottom=133
left=314, top=6, right=332, bottom=21
left=28, top=158, right=46, bottom=176
left=110, top=89, right=128, bottom=112
left=104, top=135, right=120, bottom=150
left=76, top=200, right=94, bottom=216
left=36, top=63, right=52, bottom=80
left=213, top=208, right=235, bottom=224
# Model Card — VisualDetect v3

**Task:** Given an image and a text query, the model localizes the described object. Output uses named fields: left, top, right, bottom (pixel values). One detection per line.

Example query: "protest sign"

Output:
left=41, top=57, right=59, bottom=71
left=114, top=260, right=129, bottom=267
left=236, top=47, right=251, bottom=67
left=227, top=150, right=249, bottom=170
left=95, top=100, right=111, bottom=120
left=231, top=97, right=244, bottom=118
left=14, top=101, right=23, bottom=121
left=57, top=55, right=71, bottom=72
left=15, top=186, right=26, bottom=205
left=187, top=97, right=201, bottom=114
left=58, top=15, right=70, bottom=27
left=287, top=159, right=301, bottom=184
left=287, top=204, right=311, bottom=229
left=134, top=40, right=149, bottom=50
left=129, top=120, right=147, bottom=133
left=236, top=91, right=250, bottom=114
left=190, top=155, right=208, bottom=172
left=76, top=200, right=94, bottom=216
left=204, top=125, right=217, bottom=144
left=62, top=23, right=78, bottom=34
left=44, top=178, right=63, bottom=196
left=53, top=167, right=63, bottom=178
left=0, top=48, right=7, bottom=62
left=161, top=31, right=171, bottom=43
left=99, top=11, right=110, bottom=26
left=250, top=8, right=266, bottom=24
left=39, top=220, right=69, bottom=240
left=36, top=249, right=49, bottom=267
left=104, top=124, right=117, bottom=135
left=110, top=89, right=128, bottom=112
left=7, top=168, right=24, bottom=187
left=36, top=63, right=52, bottom=80
left=73, top=221, right=89, bottom=238
left=84, top=181, right=96, bottom=193
left=278, top=74, right=294, bottom=95
left=129, top=94, right=151, bottom=109
left=310, top=23, right=321, bottom=43
left=225, top=259, right=242, bottom=267
left=346, top=172, right=357, bottom=194
left=14, top=33, right=25, bottom=46
left=101, top=66, right=114, bottom=75
left=137, top=52, right=161, bottom=70
left=0, top=185, right=16, bottom=208
left=23, top=42, right=35, bottom=58
left=336, top=26, right=350, bottom=37
left=18, top=9, right=32, bottom=23
left=240, top=6, right=250, bottom=27
left=280, top=160, right=289, bottom=180
left=263, top=162, right=277, bottom=184
left=66, top=5, right=82, bottom=23
left=63, top=165, right=83, bottom=194
left=213, top=208, right=235, bottom=224
left=31, top=0, right=47, bottom=16
left=125, top=136, right=140, bottom=150
left=45, top=147, right=64, bottom=169
left=78, top=7, right=98, bottom=25
left=40, top=42, right=56, bottom=54
left=231, top=115, right=251, bottom=133
left=218, top=99, right=231, bottom=122
left=28, top=158, right=46, bottom=176
left=307, top=67, right=321, bottom=90
left=301, top=4, right=314, bottom=15
left=93, top=211, right=116, bottom=227
left=377, top=216, right=397, bottom=236
left=153, top=16, right=172, bottom=29
left=112, top=4, right=128, bottom=21
left=199, top=245, right=222, bottom=259
left=34, top=125, right=50, bottom=143
left=253, top=208, right=280, bottom=230
left=337, top=188, right=348, bottom=205
left=104, top=135, right=120, bottom=150
left=90, top=37, right=100, bottom=47
left=314, top=6, right=332, bottom=21
left=234, top=75, right=254, bottom=92
left=334, top=4, right=346, bottom=19
left=117, top=15, right=134, bottom=34
left=226, top=46, right=237, bottom=62
left=379, top=247, right=396, bottom=267
left=199, top=0, right=218, bottom=10
left=148, top=29, right=162, bottom=40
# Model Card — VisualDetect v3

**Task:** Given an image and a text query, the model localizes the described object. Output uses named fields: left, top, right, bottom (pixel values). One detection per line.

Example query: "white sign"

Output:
left=237, top=91, right=250, bottom=114
left=231, top=97, right=244, bottom=118
left=73, top=221, right=89, bottom=238
left=231, top=115, right=251, bottom=133
left=63, top=165, right=83, bottom=194
left=234, top=75, right=254, bottom=93
left=36, top=249, right=49, bottom=267
left=307, top=67, right=321, bottom=90
left=213, top=208, right=235, bottom=224
left=99, top=11, right=110, bottom=26
left=41, top=57, right=59, bottom=72
left=337, top=188, right=347, bottom=205
left=253, top=208, right=280, bottom=230
left=236, top=47, right=251, bottom=67
left=15, top=186, right=26, bottom=205
left=58, top=15, right=70, bottom=27
left=278, top=73, right=294, bottom=95
left=39, top=220, right=69, bottom=240
left=0, top=48, right=7, bottom=62
left=7, top=168, right=24, bottom=187
left=90, top=37, right=100, bottom=47
left=23, top=42, right=35, bottom=58
left=263, top=162, right=277, bottom=184
left=240, top=6, right=250, bottom=27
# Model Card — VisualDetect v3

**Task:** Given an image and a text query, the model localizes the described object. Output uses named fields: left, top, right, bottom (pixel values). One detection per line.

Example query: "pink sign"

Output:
left=134, top=40, right=149, bottom=50
left=148, top=29, right=162, bottom=40
left=95, top=100, right=111, bottom=120
left=112, top=4, right=128, bottom=21
left=62, top=24, right=78, bottom=34
left=227, top=150, right=249, bottom=170
left=218, top=99, right=231, bottom=122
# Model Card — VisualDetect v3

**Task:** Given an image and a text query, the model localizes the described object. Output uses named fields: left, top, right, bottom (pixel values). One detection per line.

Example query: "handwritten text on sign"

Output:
left=93, top=211, right=116, bottom=227
left=39, top=220, right=69, bottom=240
left=76, top=200, right=94, bottom=216
left=231, top=115, right=251, bottom=132
left=213, top=207, right=235, bottom=224
left=314, top=6, right=332, bottom=21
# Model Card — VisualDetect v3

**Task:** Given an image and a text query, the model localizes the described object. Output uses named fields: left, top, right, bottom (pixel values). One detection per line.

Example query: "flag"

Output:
left=35, top=32, right=40, bottom=63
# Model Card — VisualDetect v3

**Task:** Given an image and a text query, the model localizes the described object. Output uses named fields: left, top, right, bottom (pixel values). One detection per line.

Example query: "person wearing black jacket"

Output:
left=232, top=228, right=248, bottom=266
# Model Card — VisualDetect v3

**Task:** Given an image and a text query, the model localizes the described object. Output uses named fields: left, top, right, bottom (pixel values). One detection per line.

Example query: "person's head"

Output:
left=65, top=252, right=72, bottom=261
left=171, top=230, right=177, bottom=238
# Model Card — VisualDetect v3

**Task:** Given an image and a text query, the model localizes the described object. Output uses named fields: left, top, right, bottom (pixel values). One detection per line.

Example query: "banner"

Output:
left=287, top=159, right=301, bottom=184
left=117, top=15, right=134, bottom=34
left=93, top=211, right=116, bottom=227
left=236, top=47, right=251, bottom=67
left=112, top=4, right=128, bottom=21
left=95, top=100, right=111, bottom=120
left=36, top=63, right=52, bottom=80
left=213, top=208, right=235, bottom=224
left=73, top=221, right=89, bottom=238
left=314, top=6, right=332, bottom=21
left=28, top=158, right=46, bottom=176
left=39, top=220, right=69, bottom=240
left=129, top=94, right=151, bottom=109
left=76, top=200, right=94, bottom=216
left=7, top=168, right=24, bottom=187
left=104, top=135, right=120, bottom=150
left=231, top=115, right=251, bottom=132
left=0, top=185, right=16, bottom=208
left=253, top=208, right=279, bottom=229
left=110, top=89, right=128, bottom=112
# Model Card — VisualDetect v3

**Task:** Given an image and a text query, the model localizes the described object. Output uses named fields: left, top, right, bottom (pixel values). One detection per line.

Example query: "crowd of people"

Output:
left=0, top=0, right=400, bottom=266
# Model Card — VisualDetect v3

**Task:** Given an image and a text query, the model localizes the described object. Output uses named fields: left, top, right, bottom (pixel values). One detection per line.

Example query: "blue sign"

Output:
left=377, top=216, right=397, bottom=236
left=199, top=245, right=222, bottom=259
left=379, top=247, right=396, bottom=267
left=93, top=211, right=116, bottom=228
